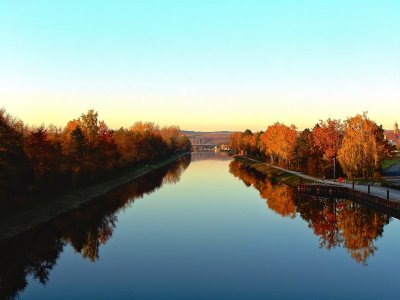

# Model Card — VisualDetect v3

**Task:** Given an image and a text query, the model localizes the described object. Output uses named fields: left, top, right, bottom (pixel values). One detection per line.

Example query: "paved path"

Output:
left=383, top=162, right=400, bottom=177
left=239, top=156, right=400, bottom=203
left=382, top=162, right=400, bottom=185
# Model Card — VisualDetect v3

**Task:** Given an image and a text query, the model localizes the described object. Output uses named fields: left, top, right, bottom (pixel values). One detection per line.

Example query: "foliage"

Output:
left=0, top=109, right=30, bottom=199
left=260, top=122, right=297, bottom=164
left=338, top=113, right=390, bottom=178
left=229, top=113, right=391, bottom=179
left=312, top=119, right=343, bottom=163
left=0, top=108, right=191, bottom=203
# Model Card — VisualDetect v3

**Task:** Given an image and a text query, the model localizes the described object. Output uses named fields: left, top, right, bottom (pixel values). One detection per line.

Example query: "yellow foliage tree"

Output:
left=338, top=113, right=388, bottom=178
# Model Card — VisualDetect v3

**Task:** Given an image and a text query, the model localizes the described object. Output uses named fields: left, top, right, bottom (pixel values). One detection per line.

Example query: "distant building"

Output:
left=384, top=122, right=400, bottom=147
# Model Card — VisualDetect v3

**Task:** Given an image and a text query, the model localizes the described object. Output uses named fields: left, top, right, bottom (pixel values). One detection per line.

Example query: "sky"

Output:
left=0, top=0, right=399, bottom=131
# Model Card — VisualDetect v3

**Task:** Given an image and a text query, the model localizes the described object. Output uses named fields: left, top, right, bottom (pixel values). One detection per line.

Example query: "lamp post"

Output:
left=333, top=157, right=336, bottom=181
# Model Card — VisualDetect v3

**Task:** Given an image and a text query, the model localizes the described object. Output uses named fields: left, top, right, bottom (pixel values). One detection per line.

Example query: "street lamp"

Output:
left=333, top=157, right=336, bottom=181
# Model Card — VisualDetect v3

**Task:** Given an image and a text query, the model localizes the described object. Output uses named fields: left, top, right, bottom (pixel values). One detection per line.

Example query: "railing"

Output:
left=298, top=184, right=400, bottom=213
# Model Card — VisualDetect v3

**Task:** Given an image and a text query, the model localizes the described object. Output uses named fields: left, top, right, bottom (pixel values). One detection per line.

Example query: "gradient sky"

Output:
left=1, top=0, right=399, bottom=131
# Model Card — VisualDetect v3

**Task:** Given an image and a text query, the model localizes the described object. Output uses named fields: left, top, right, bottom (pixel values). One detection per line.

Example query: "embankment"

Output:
left=233, top=155, right=313, bottom=186
left=0, top=152, right=190, bottom=242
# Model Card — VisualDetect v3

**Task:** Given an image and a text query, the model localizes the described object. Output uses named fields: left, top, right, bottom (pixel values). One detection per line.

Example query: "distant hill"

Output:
left=182, top=130, right=232, bottom=146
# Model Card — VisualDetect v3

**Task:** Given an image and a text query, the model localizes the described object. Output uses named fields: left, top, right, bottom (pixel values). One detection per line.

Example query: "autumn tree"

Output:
left=69, top=126, right=88, bottom=165
left=241, top=129, right=254, bottom=156
left=80, top=109, right=99, bottom=146
left=261, top=123, right=280, bottom=162
left=260, top=122, right=297, bottom=165
left=114, top=128, right=136, bottom=163
left=160, top=126, right=191, bottom=153
left=130, top=121, right=159, bottom=134
left=293, top=128, right=313, bottom=169
left=311, top=119, right=343, bottom=176
left=98, top=121, right=120, bottom=170
left=312, top=119, right=343, bottom=162
left=228, top=132, right=242, bottom=153
left=0, top=108, right=29, bottom=201
left=338, top=113, right=389, bottom=178
left=24, top=125, right=61, bottom=184
left=62, top=111, right=121, bottom=176
left=130, top=122, right=167, bottom=162
left=281, top=124, right=297, bottom=165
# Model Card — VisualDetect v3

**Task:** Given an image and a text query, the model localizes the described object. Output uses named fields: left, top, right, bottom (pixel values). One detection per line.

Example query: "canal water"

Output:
left=2, top=152, right=400, bottom=299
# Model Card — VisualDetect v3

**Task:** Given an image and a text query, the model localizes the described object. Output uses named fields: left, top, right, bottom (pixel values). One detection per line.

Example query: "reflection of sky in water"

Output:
left=22, top=154, right=400, bottom=299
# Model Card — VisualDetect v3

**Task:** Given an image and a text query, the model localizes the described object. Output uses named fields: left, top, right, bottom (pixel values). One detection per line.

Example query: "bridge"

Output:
left=191, top=143, right=216, bottom=151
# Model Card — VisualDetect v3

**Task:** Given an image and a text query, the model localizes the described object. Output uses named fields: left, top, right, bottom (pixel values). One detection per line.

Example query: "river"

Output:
left=1, top=152, right=400, bottom=299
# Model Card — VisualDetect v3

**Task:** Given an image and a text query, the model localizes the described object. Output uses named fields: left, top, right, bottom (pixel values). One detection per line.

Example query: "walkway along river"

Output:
left=235, top=155, right=400, bottom=206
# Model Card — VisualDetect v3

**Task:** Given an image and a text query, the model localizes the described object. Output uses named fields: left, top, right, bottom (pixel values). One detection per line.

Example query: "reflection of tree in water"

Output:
left=229, top=160, right=389, bottom=266
left=229, top=160, right=296, bottom=218
left=297, top=196, right=388, bottom=265
left=337, top=201, right=387, bottom=264
left=297, top=198, right=343, bottom=250
left=0, top=230, right=64, bottom=300
left=64, top=155, right=190, bottom=262
left=261, top=183, right=296, bottom=219
left=0, top=155, right=190, bottom=299
left=163, top=155, right=191, bottom=185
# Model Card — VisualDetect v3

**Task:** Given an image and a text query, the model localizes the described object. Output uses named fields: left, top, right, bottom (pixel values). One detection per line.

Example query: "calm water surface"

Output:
left=2, top=152, right=400, bottom=299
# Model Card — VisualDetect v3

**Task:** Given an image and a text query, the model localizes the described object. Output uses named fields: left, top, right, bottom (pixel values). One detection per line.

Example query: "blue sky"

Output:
left=1, top=0, right=399, bottom=130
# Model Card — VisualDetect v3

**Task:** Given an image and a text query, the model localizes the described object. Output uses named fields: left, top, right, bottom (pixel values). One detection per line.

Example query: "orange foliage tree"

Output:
left=228, top=132, right=243, bottom=154
left=312, top=119, right=343, bottom=173
left=260, top=122, right=297, bottom=165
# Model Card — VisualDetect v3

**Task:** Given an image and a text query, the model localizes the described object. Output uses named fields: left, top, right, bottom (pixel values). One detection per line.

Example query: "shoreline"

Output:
left=0, top=152, right=190, bottom=242
left=234, top=155, right=400, bottom=202
left=233, top=155, right=313, bottom=186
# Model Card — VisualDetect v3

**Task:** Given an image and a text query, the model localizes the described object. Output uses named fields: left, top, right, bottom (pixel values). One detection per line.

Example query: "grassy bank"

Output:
left=0, top=152, right=189, bottom=242
left=234, top=156, right=313, bottom=186
left=382, top=152, right=400, bottom=171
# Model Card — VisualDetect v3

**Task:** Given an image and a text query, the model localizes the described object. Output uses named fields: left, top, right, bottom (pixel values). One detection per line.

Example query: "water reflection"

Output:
left=229, top=160, right=390, bottom=265
left=0, top=155, right=190, bottom=300
left=190, top=151, right=231, bottom=162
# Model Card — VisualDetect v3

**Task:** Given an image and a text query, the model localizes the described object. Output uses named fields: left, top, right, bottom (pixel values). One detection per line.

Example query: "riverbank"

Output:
left=0, top=152, right=190, bottom=242
left=235, top=155, right=400, bottom=203
left=233, top=155, right=313, bottom=186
